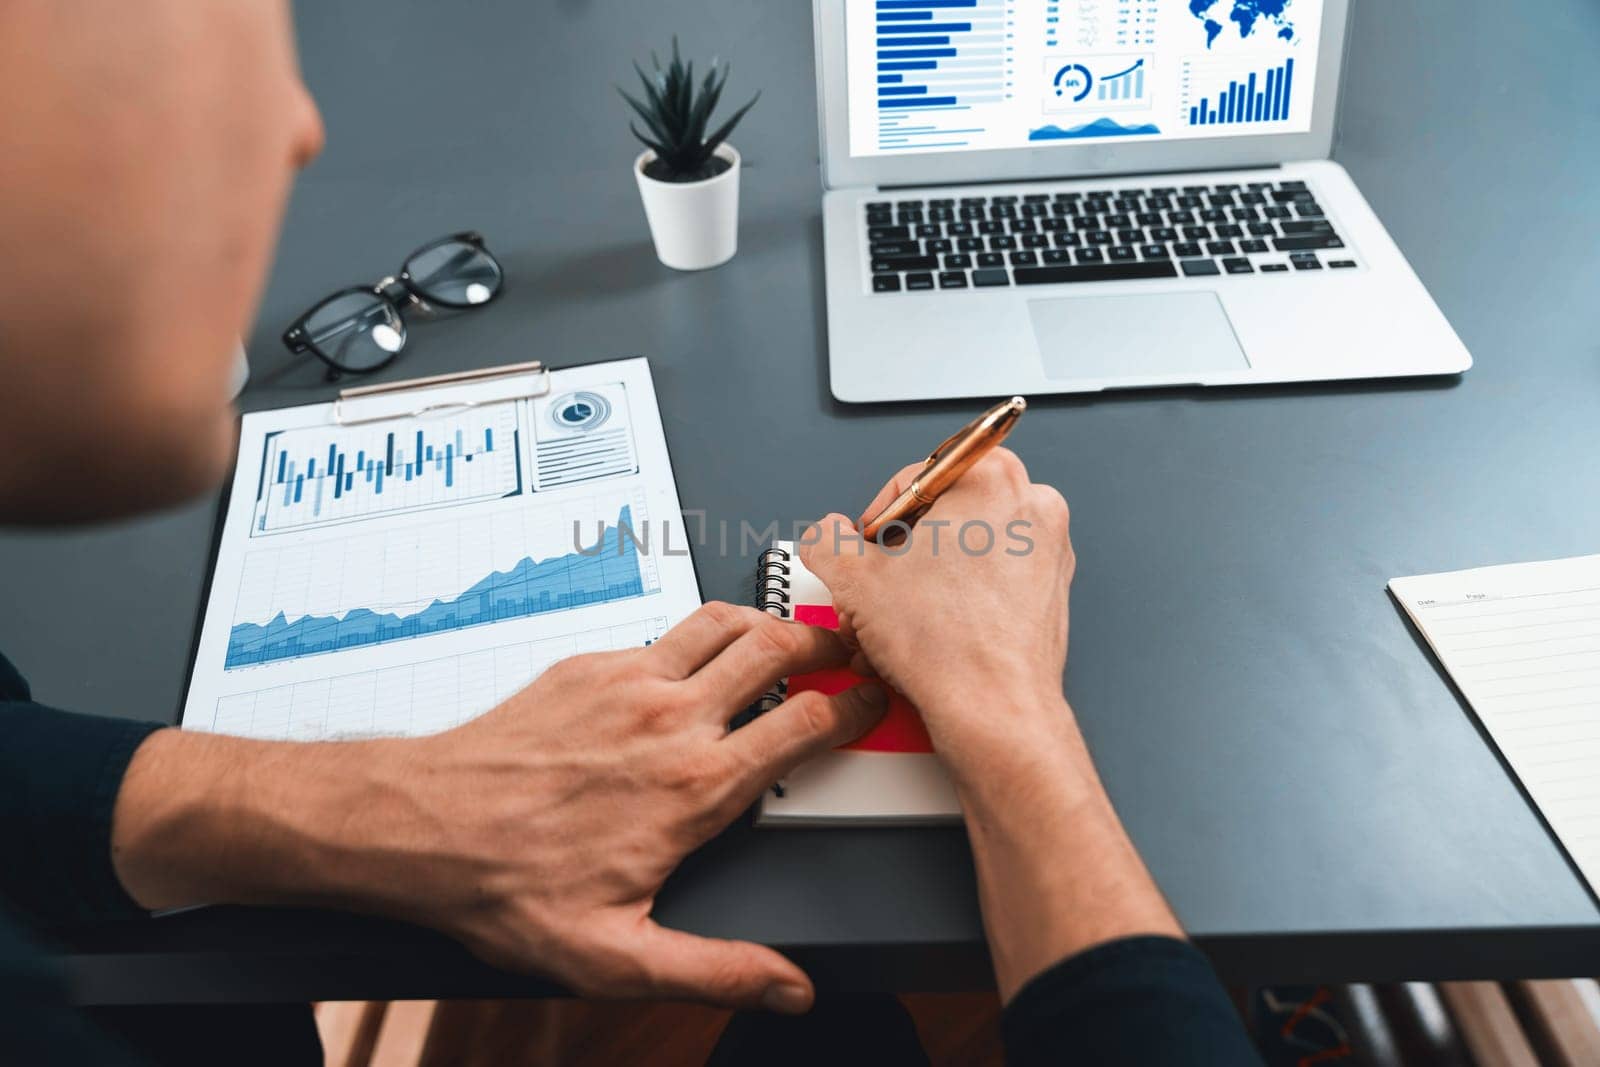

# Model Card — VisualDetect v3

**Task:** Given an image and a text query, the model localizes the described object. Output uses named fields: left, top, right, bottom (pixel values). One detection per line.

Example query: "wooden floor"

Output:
left=317, top=994, right=1004, bottom=1067
left=316, top=980, right=1600, bottom=1066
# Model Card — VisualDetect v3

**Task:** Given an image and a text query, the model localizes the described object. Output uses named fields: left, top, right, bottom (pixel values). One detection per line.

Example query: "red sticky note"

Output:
left=787, top=603, right=934, bottom=754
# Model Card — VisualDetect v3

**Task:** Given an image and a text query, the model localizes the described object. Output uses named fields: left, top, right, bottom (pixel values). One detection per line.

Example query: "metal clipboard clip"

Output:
left=332, top=360, right=551, bottom=426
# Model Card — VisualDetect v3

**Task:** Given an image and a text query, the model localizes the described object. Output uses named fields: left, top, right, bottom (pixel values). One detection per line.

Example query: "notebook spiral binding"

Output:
left=754, top=546, right=794, bottom=715
left=754, top=545, right=796, bottom=797
left=756, top=545, right=793, bottom=617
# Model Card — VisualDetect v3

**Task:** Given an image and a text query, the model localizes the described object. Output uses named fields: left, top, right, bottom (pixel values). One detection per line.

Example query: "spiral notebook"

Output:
left=753, top=541, right=960, bottom=826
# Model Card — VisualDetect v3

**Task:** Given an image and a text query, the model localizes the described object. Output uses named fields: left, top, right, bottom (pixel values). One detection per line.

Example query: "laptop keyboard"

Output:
left=863, top=180, right=1354, bottom=293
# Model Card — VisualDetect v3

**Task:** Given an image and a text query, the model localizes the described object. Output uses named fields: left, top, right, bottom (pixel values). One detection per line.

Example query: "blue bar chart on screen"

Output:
left=182, top=357, right=705, bottom=741
left=1096, top=58, right=1146, bottom=101
left=252, top=402, right=523, bottom=535
left=1184, top=56, right=1295, bottom=127
left=872, top=0, right=1011, bottom=152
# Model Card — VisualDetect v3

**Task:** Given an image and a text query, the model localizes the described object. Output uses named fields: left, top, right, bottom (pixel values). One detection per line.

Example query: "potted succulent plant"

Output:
left=620, top=39, right=759, bottom=271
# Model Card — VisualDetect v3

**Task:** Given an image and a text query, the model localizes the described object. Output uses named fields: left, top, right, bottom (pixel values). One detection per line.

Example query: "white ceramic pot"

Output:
left=633, top=143, right=740, bottom=271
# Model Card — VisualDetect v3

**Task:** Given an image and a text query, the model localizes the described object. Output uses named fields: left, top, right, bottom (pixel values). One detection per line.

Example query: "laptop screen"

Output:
left=846, top=0, right=1325, bottom=158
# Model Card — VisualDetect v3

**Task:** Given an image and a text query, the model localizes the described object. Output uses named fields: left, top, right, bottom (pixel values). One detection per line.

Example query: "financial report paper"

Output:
left=183, top=357, right=701, bottom=740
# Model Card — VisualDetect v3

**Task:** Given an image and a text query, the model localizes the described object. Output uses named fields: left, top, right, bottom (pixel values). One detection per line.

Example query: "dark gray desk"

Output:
left=8, top=0, right=1600, bottom=1004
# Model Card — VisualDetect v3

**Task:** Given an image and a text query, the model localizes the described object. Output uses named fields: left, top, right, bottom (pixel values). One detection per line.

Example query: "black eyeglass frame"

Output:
left=281, top=231, right=503, bottom=378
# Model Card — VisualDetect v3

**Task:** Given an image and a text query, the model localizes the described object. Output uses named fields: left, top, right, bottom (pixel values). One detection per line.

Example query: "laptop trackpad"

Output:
left=1028, top=292, right=1249, bottom=382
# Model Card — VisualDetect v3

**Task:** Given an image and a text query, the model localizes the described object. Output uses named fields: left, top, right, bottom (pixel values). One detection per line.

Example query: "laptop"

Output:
left=814, top=0, right=1471, bottom=403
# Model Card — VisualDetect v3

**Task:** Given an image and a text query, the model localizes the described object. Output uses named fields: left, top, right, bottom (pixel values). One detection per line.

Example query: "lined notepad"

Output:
left=1390, top=556, right=1600, bottom=891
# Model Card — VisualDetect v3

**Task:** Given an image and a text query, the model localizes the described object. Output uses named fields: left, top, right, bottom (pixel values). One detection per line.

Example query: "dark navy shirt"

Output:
left=1, top=650, right=162, bottom=1063
left=0, top=650, right=1261, bottom=1065
left=1003, top=936, right=1265, bottom=1065
left=0, top=651, right=160, bottom=926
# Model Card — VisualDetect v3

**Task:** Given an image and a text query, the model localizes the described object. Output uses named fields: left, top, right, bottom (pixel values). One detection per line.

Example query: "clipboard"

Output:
left=332, top=360, right=551, bottom=426
left=181, top=355, right=705, bottom=742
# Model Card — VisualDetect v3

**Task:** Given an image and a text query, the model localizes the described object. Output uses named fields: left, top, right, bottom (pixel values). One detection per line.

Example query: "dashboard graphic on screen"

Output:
left=846, top=0, right=1322, bottom=157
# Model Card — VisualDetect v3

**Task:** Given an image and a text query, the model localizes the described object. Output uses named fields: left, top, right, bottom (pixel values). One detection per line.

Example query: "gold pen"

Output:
left=860, top=396, right=1027, bottom=544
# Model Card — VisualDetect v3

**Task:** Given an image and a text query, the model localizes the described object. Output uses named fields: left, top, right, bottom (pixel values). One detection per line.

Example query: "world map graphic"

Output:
left=1189, top=0, right=1296, bottom=49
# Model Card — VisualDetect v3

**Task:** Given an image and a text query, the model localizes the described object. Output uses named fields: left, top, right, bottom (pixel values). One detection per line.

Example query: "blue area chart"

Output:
left=1188, top=56, right=1294, bottom=125
left=1030, top=117, right=1161, bottom=140
left=875, top=0, right=1008, bottom=151
left=225, top=505, right=646, bottom=668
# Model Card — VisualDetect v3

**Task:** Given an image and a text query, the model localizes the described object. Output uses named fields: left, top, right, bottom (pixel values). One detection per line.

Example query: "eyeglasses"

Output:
left=282, top=232, right=504, bottom=378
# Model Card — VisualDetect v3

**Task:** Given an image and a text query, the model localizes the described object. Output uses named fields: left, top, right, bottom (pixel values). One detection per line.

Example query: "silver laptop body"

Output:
left=815, top=0, right=1470, bottom=402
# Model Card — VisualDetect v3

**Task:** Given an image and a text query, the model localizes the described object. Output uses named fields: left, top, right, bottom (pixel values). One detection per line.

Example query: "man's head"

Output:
left=0, top=1, right=323, bottom=522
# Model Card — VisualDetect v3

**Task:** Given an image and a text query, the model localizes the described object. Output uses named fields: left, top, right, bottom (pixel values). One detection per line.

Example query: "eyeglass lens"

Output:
left=404, top=240, right=503, bottom=308
left=304, top=292, right=407, bottom=371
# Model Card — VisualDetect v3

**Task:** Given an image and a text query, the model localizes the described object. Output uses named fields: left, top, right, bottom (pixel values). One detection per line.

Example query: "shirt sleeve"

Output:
left=1001, top=935, right=1264, bottom=1067
left=0, top=697, right=163, bottom=926
left=0, top=910, right=150, bottom=1065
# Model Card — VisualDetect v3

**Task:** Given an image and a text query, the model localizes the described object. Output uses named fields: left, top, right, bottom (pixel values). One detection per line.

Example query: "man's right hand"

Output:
left=800, top=448, right=1184, bottom=1001
left=798, top=447, right=1076, bottom=777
